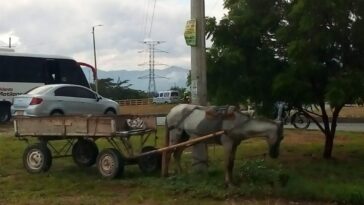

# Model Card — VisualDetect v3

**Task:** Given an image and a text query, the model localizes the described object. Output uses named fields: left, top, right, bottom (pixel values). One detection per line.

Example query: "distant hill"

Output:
left=82, top=66, right=189, bottom=91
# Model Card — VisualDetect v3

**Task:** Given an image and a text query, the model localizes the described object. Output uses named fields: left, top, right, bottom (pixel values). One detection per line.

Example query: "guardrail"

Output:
left=117, top=98, right=153, bottom=106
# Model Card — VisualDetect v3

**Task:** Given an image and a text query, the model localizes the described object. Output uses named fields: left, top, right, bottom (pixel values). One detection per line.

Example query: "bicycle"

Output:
left=275, top=103, right=311, bottom=129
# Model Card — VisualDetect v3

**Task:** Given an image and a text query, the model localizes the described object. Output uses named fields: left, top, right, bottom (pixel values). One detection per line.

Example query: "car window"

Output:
left=164, top=92, right=169, bottom=97
left=27, top=86, right=53, bottom=95
left=74, top=87, right=96, bottom=99
left=171, top=92, right=178, bottom=97
left=54, top=87, right=96, bottom=99
left=54, top=87, right=77, bottom=97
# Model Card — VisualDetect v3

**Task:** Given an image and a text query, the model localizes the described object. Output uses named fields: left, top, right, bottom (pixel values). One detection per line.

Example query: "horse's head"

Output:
left=268, top=121, right=284, bottom=158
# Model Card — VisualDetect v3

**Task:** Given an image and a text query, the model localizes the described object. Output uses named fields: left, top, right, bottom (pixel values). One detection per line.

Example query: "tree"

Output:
left=274, top=0, right=364, bottom=158
left=206, top=0, right=364, bottom=158
left=206, top=0, right=286, bottom=112
left=90, top=78, right=148, bottom=100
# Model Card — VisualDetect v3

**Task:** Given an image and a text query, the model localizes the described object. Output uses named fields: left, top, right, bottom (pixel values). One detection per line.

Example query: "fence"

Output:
left=117, top=98, right=153, bottom=106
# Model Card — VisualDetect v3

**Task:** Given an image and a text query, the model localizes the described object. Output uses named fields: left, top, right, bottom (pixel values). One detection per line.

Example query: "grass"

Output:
left=1, top=123, right=364, bottom=204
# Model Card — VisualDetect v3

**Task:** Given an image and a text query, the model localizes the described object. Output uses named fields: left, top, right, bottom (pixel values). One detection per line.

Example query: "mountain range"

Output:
left=83, top=66, right=190, bottom=91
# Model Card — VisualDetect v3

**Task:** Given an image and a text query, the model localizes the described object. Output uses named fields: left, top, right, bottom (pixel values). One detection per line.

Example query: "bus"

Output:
left=0, top=52, right=94, bottom=122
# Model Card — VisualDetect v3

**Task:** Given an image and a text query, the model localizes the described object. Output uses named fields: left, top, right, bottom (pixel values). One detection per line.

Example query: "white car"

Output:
left=11, top=84, right=119, bottom=116
left=153, top=90, right=180, bottom=104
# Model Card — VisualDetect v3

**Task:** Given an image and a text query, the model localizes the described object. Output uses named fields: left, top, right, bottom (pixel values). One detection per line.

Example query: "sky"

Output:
left=0, top=0, right=226, bottom=71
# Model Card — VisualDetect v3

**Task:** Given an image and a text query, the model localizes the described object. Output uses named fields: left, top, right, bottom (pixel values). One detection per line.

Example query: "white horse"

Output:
left=165, top=104, right=284, bottom=185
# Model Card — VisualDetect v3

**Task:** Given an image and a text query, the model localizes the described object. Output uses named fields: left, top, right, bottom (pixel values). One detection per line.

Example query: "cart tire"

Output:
left=23, top=143, right=52, bottom=173
left=138, top=146, right=161, bottom=174
left=72, top=139, right=99, bottom=168
left=96, top=148, right=124, bottom=179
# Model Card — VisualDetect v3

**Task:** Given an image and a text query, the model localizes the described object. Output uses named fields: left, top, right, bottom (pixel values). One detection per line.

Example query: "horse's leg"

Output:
left=163, top=149, right=172, bottom=177
left=229, top=143, right=238, bottom=184
left=169, top=128, right=184, bottom=174
left=173, top=147, right=184, bottom=173
left=221, top=135, right=238, bottom=186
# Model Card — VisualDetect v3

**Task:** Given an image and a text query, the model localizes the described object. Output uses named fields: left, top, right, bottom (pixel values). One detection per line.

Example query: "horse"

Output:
left=165, top=104, right=284, bottom=185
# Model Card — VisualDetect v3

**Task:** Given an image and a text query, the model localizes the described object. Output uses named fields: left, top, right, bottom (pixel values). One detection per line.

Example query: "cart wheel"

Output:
left=96, top=148, right=124, bottom=179
left=23, top=143, right=52, bottom=173
left=72, top=139, right=99, bottom=168
left=138, top=146, right=161, bottom=174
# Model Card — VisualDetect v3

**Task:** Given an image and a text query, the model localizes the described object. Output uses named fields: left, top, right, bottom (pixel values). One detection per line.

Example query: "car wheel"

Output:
left=0, top=104, right=11, bottom=123
left=50, top=110, right=64, bottom=116
left=105, top=109, right=116, bottom=115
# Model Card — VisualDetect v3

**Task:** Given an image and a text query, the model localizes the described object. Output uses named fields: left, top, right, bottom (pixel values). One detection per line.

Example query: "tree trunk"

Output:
left=322, top=104, right=342, bottom=159
left=323, top=132, right=334, bottom=159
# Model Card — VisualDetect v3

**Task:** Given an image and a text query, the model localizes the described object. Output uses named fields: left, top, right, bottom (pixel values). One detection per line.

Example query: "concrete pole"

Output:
left=191, top=0, right=208, bottom=173
left=92, top=27, right=99, bottom=93
left=92, top=24, right=102, bottom=93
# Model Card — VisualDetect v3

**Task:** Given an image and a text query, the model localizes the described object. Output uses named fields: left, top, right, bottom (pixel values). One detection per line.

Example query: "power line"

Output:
left=138, top=39, right=167, bottom=96
left=142, top=0, right=152, bottom=38
left=148, top=0, right=157, bottom=38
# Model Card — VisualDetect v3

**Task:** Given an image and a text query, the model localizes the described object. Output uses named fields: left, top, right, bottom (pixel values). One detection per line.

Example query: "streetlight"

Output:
left=92, top=24, right=102, bottom=93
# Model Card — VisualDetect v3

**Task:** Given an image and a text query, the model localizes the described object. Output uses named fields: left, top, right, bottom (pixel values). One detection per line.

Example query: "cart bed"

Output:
left=14, top=115, right=158, bottom=138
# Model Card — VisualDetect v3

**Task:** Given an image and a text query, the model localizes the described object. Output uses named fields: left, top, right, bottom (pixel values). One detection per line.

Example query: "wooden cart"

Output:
left=14, top=115, right=161, bottom=179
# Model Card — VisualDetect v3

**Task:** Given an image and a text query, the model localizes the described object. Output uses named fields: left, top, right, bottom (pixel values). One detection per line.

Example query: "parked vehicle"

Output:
left=11, top=84, right=119, bottom=116
left=152, top=90, right=180, bottom=104
left=0, top=52, right=94, bottom=122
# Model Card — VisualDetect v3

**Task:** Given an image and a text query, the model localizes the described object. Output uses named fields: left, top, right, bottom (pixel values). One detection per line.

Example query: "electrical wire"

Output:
left=148, top=0, right=157, bottom=38
left=143, top=0, right=152, bottom=39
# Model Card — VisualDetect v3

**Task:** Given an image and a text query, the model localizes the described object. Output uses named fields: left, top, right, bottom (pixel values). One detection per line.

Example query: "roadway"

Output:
left=285, top=122, right=364, bottom=132
left=157, top=117, right=364, bottom=132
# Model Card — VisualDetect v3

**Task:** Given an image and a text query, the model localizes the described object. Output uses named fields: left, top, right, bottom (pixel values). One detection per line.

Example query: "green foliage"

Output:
left=275, top=0, right=364, bottom=107
left=238, top=159, right=288, bottom=187
left=206, top=0, right=286, bottom=112
left=207, top=0, right=364, bottom=158
left=90, top=78, right=148, bottom=100
left=2, top=126, right=364, bottom=204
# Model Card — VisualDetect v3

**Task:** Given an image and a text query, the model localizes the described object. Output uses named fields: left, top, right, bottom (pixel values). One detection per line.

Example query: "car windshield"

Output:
left=26, top=86, right=53, bottom=95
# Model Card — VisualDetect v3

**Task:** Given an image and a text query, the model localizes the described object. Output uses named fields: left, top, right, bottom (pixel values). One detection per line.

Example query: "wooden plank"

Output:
left=13, top=115, right=158, bottom=139
left=141, top=130, right=225, bottom=156
left=159, top=130, right=224, bottom=177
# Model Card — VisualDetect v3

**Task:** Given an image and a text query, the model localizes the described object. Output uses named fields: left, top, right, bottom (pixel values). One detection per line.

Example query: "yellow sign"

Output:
left=184, top=19, right=197, bottom=46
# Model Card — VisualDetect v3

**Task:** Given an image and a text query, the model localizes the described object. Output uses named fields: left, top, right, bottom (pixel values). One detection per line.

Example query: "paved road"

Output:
left=285, top=122, right=364, bottom=132
left=157, top=117, right=364, bottom=132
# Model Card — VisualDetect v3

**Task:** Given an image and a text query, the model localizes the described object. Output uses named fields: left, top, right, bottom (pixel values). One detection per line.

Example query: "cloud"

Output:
left=0, top=0, right=225, bottom=71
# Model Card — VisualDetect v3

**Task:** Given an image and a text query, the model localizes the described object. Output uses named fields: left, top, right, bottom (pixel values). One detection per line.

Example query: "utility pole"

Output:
left=190, top=0, right=208, bottom=173
left=9, top=37, right=11, bottom=48
left=92, top=24, right=102, bottom=93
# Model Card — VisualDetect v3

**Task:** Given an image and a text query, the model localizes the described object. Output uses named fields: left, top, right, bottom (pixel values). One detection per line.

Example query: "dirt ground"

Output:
left=336, top=105, right=364, bottom=118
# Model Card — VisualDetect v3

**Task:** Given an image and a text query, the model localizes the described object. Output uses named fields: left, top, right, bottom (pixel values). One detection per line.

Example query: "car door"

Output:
left=54, top=87, right=82, bottom=114
left=72, top=87, right=103, bottom=115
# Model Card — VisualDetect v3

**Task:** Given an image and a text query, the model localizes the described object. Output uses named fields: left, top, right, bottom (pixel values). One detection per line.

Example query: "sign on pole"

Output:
left=184, top=19, right=197, bottom=46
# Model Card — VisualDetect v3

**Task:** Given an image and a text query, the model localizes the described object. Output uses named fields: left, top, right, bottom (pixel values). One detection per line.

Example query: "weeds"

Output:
left=1, top=127, right=364, bottom=204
